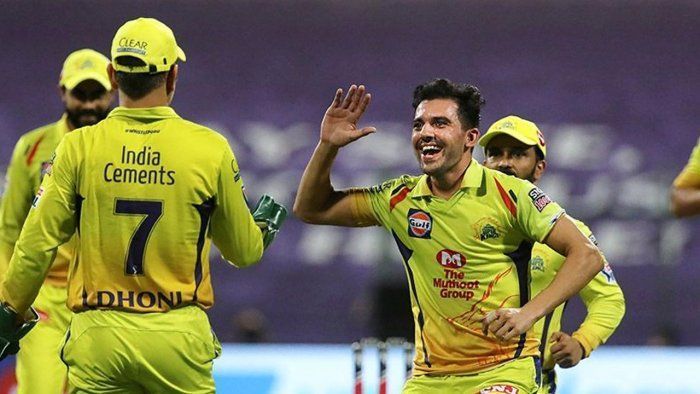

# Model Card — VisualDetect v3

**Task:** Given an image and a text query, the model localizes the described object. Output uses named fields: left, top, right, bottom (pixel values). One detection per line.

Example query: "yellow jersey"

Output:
left=352, top=160, right=565, bottom=376
left=0, top=115, right=75, bottom=286
left=530, top=220, right=624, bottom=371
left=674, top=137, right=700, bottom=188
left=2, top=106, right=264, bottom=314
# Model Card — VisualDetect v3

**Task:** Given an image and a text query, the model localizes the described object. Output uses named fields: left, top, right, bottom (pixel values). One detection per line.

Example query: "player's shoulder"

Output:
left=171, top=117, right=230, bottom=147
left=16, top=121, right=59, bottom=148
left=483, top=165, right=536, bottom=194
left=369, top=174, right=420, bottom=195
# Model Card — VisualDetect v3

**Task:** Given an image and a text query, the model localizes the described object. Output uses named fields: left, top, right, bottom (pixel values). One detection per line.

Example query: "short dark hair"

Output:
left=412, top=78, right=485, bottom=129
left=114, top=56, right=167, bottom=100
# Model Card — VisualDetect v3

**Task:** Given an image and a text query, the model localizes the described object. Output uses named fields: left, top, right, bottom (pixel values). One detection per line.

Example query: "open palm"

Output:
left=320, top=85, right=376, bottom=148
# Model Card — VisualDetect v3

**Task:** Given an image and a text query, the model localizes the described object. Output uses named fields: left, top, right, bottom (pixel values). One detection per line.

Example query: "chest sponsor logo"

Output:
left=436, top=249, right=466, bottom=269
left=528, top=187, right=552, bottom=212
left=407, top=209, right=432, bottom=239
left=530, top=255, right=545, bottom=272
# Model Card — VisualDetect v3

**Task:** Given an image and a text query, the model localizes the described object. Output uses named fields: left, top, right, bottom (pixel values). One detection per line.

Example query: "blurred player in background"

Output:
left=0, top=48, right=113, bottom=394
left=0, top=17, right=286, bottom=393
left=480, top=115, right=625, bottom=393
left=670, top=137, right=700, bottom=217
left=294, top=79, right=603, bottom=393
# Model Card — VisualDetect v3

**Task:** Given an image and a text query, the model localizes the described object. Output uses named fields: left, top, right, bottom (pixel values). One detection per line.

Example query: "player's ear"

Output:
left=166, top=65, right=178, bottom=95
left=533, top=159, right=547, bottom=181
left=57, top=84, right=67, bottom=104
left=464, top=128, right=480, bottom=150
left=107, top=64, right=118, bottom=91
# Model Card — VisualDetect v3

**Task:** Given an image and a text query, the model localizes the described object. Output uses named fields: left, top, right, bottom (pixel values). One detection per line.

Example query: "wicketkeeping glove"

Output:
left=251, top=194, right=287, bottom=250
left=0, top=304, right=39, bottom=361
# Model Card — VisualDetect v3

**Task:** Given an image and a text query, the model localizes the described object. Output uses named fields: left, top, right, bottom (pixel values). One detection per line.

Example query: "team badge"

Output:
left=436, top=249, right=466, bottom=269
left=40, top=160, right=53, bottom=181
left=480, top=224, right=500, bottom=241
left=528, top=187, right=552, bottom=212
left=530, top=255, right=545, bottom=272
left=407, top=209, right=432, bottom=239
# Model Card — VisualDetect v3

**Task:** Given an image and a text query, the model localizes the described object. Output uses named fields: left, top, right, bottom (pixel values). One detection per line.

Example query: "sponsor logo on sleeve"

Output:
left=32, top=187, right=44, bottom=208
left=40, top=160, right=53, bottom=182
left=528, top=187, right=552, bottom=212
left=588, top=233, right=599, bottom=246
left=407, top=209, right=432, bottom=239
left=601, top=262, right=616, bottom=283
left=231, top=159, right=241, bottom=182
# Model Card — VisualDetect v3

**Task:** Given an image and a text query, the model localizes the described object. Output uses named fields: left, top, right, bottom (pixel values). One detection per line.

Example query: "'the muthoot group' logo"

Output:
left=436, top=249, right=467, bottom=269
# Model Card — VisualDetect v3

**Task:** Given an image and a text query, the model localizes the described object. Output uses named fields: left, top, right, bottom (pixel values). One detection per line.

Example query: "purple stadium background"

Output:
left=0, top=0, right=698, bottom=347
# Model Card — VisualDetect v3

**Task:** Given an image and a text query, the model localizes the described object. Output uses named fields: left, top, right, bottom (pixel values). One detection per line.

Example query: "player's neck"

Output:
left=119, top=89, right=170, bottom=109
left=429, top=156, right=472, bottom=199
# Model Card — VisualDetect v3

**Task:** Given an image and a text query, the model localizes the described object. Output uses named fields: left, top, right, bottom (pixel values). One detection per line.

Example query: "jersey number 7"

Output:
left=114, top=199, right=164, bottom=275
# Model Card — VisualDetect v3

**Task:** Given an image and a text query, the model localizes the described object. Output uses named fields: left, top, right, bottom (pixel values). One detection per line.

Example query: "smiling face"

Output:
left=61, top=79, right=113, bottom=129
left=411, top=98, right=478, bottom=178
left=483, top=134, right=546, bottom=183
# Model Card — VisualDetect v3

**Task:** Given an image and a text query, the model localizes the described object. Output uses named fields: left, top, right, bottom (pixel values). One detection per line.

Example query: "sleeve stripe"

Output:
left=494, top=178, right=517, bottom=217
left=389, top=186, right=412, bottom=211
left=25, top=136, right=45, bottom=166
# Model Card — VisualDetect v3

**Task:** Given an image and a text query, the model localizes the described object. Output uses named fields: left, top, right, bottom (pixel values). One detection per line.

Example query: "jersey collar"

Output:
left=410, top=159, right=484, bottom=198
left=107, top=106, right=181, bottom=122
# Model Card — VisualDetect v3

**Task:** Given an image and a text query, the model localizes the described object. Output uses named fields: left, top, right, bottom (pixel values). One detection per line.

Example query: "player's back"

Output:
left=64, top=106, right=262, bottom=313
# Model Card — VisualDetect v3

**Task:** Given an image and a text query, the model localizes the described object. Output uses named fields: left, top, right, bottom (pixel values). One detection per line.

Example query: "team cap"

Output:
left=111, top=17, right=186, bottom=74
left=479, top=115, right=547, bottom=157
left=59, top=49, right=111, bottom=91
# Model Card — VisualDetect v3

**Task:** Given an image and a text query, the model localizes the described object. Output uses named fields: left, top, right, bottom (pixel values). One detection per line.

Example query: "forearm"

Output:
left=670, top=187, right=700, bottom=218
left=1, top=243, right=55, bottom=313
left=294, top=141, right=342, bottom=223
left=523, top=244, right=604, bottom=322
left=574, top=289, right=626, bottom=356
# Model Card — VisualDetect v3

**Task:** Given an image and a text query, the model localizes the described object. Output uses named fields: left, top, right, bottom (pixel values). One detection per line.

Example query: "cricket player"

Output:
left=670, top=137, right=700, bottom=217
left=294, top=80, right=604, bottom=393
left=480, top=116, right=625, bottom=393
left=0, top=48, right=113, bottom=394
left=0, top=17, right=286, bottom=393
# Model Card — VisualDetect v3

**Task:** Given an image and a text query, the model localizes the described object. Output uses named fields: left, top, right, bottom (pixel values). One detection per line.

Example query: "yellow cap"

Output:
left=479, top=115, right=547, bottom=157
left=59, top=49, right=111, bottom=91
left=111, top=17, right=186, bottom=74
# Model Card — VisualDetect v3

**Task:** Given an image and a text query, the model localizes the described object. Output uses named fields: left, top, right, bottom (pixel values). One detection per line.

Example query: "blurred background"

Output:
left=1, top=0, right=699, bottom=393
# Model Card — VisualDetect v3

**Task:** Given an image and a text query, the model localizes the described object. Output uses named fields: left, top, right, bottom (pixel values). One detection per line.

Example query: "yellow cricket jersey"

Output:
left=0, top=115, right=75, bottom=286
left=530, top=220, right=624, bottom=371
left=351, top=159, right=565, bottom=376
left=674, top=137, right=700, bottom=188
left=1, top=106, right=264, bottom=314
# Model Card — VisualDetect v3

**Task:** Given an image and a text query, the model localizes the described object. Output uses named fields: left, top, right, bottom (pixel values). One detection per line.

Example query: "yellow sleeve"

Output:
left=1, top=139, right=78, bottom=313
left=571, top=223, right=625, bottom=357
left=674, top=137, right=700, bottom=188
left=514, top=182, right=565, bottom=242
left=0, top=137, right=34, bottom=278
left=354, top=177, right=408, bottom=228
left=347, top=189, right=379, bottom=227
left=209, top=145, right=263, bottom=268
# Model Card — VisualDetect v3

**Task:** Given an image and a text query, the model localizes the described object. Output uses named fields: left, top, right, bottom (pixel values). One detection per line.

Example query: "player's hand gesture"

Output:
left=320, top=85, right=376, bottom=148
left=481, top=308, right=536, bottom=342
left=549, top=331, right=584, bottom=368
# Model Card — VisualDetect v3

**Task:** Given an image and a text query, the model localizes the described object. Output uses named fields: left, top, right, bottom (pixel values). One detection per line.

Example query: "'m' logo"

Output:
left=480, top=385, right=519, bottom=394
left=436, top=249, right=466, bottom=269
left=407, top=209, right=432, bottom=239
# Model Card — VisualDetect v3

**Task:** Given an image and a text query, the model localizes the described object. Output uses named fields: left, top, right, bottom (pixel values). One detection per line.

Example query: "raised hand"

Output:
left=320, top=85, right=376, bottom=148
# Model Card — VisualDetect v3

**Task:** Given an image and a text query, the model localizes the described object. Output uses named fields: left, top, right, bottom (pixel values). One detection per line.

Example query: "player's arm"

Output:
left=670, top=139, right=700, bottom=218
left=483, top=183, right=603, bottom=341
left=0, top=137, right=34, bottom=279
left=293, top=85, right=378, bottom=227
left=551, top=257, right=625, bottom=368
left=209, top=146, right=265, bottom=268
left=0, top=139, right=78, bottom=314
